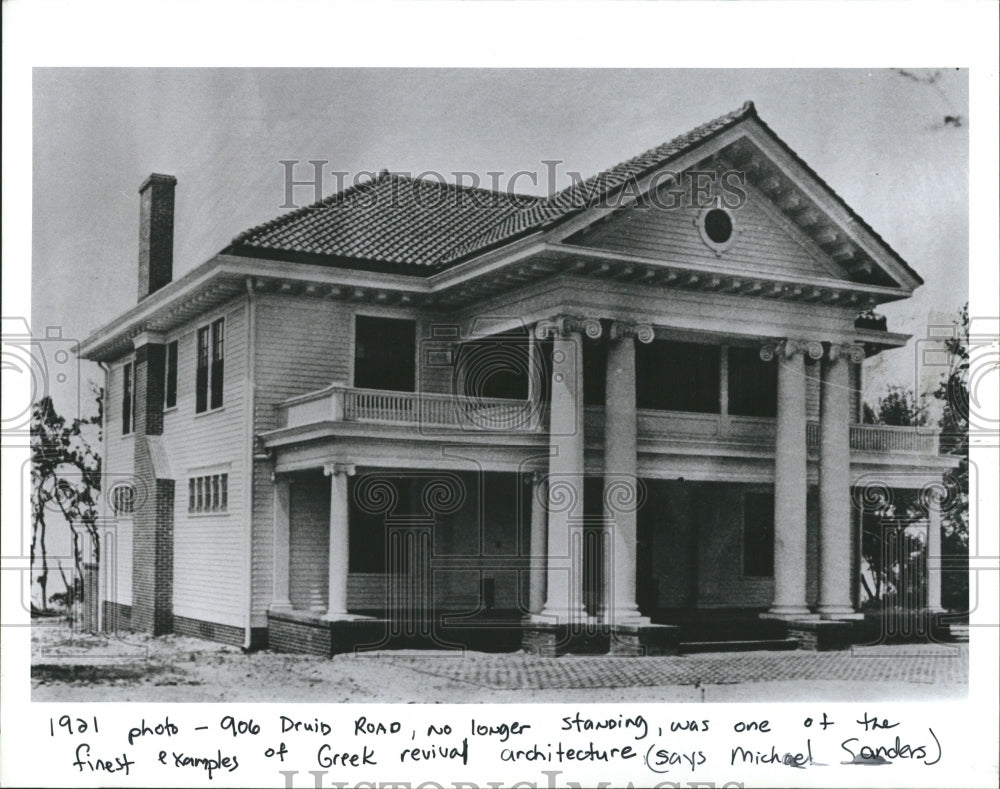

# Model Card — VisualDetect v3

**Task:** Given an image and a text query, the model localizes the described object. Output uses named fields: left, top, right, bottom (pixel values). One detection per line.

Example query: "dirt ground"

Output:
left=31, top=621, right=968, bottom=704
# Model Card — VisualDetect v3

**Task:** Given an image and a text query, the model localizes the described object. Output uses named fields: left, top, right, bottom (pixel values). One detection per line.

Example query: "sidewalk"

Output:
left=31, top=622, right=967, bottom=703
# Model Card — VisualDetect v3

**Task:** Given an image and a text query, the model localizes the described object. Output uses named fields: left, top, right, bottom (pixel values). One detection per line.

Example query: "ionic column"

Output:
left=603, top=321, right=654, bottom=625
left=926, top=486, right=944, bottom=612
left=817, top=343, right=864, bottom=617
left=535, top=315, right=602, bottom=624
left=323, top=463, right=356, bottom=620
left=271, top=476, right=292, bottom=610
left=763, top=339, right=822, bottom=616
left=528, top=472, right=547, bottom=615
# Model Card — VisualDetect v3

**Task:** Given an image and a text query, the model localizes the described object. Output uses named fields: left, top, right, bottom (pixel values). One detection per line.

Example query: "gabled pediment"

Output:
left=551, top=111, right=921, bottom=295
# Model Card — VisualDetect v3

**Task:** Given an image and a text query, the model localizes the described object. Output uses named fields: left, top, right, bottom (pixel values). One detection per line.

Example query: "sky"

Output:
left=30, top=68, right=969, bottom=419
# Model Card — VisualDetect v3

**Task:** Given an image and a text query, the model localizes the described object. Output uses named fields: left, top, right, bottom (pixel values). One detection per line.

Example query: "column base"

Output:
left=521, top=620, right=610, bottom=656
left=532, top=604, right=590, bottom=627
left=604, top=610, right=651, bottom=628
left=816, top=605, right=864, bottom=620
left=763, top=606, right=816, bottom=620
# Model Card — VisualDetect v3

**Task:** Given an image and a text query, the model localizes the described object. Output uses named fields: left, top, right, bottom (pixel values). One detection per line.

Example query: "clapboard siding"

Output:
left=253, top=294, right=353, bottom=434
left=162, top=300, right=248, bottom=628
left=105, top=360, right=134, bottom=607
left=113, top=518, right=133, bottom=606
left=250, top=294, right=352, bottom=617
left=288, top=474, right=330, bottom=611
left=568, top=191, right=839, bottom=281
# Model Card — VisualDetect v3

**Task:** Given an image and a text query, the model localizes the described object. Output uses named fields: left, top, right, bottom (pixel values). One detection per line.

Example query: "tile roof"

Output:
left=228, top=172, right=543, bottom=272
left=227, top=102, right=757, bottom=273
left=225, top=100, right=920, bottom=287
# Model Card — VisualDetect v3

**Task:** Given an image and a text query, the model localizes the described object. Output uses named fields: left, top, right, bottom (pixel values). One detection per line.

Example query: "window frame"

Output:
left=164, top=339, right=178, bottom=410
left=121, top=361, right=135, bottom=435
left=187, top=471, right=230, bottom=515
left=195, top=316, right=225, bottom=413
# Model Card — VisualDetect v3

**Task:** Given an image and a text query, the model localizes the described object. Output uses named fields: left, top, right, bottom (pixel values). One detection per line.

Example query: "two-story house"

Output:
left=79, top=101, right=958, bottom=655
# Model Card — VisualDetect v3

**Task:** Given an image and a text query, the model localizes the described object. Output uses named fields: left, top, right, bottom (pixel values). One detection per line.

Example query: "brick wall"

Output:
left=137, top=174, right=176, bottom=300
left=131, top=342, right=174, bottom=635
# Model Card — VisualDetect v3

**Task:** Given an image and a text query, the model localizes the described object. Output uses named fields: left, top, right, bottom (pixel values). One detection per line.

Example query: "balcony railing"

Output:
left=278, top=383, right=541, bottom=432
left=275, top=384, right=940, bottom=455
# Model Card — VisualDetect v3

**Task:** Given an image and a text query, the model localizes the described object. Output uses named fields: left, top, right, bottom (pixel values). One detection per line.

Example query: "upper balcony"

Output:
left=267, top=383, right=942, bottom=458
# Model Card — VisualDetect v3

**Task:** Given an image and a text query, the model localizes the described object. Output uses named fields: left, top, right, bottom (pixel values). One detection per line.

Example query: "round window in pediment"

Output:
left=696, top=204, right=738, bottom=254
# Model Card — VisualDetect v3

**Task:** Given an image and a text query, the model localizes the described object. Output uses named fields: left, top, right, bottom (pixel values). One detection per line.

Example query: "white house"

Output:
left=79, top=101, right=958, bottom=655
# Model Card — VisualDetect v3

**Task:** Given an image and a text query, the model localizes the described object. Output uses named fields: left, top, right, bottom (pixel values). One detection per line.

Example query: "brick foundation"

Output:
left=102, top=601, right=132, bottom=633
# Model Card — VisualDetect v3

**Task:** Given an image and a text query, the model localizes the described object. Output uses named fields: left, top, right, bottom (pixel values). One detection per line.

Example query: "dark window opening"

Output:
left=195, top=326, right=210, bottom=412
left=582, top=334, right=607, bottom=407
left=636, top=340, right=720, bottom=413
left=743, top=491, right=774, bottom=577
left=164, top=340, right=178, bottom=409
left=210, top=318, right=225, bottom=410
left=728, top=346, right=777, bottom=417
left=354, top=316, right=416, bottom=392
left=703, top=207, right=733, bottom=244
left=122, top=362, right=134, bottom=434
left=195, top=319, right=224, bottom=413
left=456, top=327, right=530, bottom=400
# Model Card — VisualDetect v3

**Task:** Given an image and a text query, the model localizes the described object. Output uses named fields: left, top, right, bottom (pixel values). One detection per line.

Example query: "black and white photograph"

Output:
left=2, top=3, right=998, bottom=788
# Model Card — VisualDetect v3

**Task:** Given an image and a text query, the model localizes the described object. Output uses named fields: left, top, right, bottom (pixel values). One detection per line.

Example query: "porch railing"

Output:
left=276, top=384, right=940, bottom=454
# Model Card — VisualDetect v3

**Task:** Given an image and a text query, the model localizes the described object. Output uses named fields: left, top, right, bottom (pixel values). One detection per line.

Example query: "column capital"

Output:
left=323, top=462, right=356, bottom=477
left=534, top=315, right=602, bottom=340
left=608, top=321, right=654, bottom=344
left=827, top=342, right=866, bottom=363
left=760, top=338, right=824, bottom=362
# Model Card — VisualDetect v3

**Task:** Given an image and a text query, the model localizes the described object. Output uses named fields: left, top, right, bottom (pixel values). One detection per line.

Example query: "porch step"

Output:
left=679, top=637, right=800, bottom=654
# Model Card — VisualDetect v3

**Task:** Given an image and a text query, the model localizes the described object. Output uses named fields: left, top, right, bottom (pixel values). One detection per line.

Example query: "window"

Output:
left=188, top=473, right=228, bottom=513
left=122, top=362, right=135, bottom=434
left=697, top=204, right=737, bottom=253
left=110, top=483, right=136, bottom=515
left=354, top=316, right=416, bottom=392
left=164, top=340, right=178, bottom=409
left=196, top=318, right=224, bottom=412
left=743, top=491, right=774, bottom=577
left=636, top=340, right=720, bottom=413
left=728, top=346, right=778, bottom=417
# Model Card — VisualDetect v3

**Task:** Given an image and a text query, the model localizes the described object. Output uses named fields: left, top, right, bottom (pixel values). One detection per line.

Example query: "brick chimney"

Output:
left=138, top=174, right=177, bottom=301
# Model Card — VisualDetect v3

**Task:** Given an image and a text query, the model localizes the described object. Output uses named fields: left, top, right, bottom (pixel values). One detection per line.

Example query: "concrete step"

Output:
left=679, top=637, right=800, bottom=654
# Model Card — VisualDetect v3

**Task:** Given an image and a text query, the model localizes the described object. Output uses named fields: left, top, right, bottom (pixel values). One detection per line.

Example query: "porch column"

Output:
left=603, top=321, right=654, bottom=624
left=271, top=476, right=292, bottom=610
left=817, top=343, right=863, bottom=617
left=536, top=315, right=602, bottom=624
left=528, top=472, right=547, bottom=614
left=323, top=463, right=356, bottom=620
left=926, top=486, right=944, bottom=612
left=765, top=339, right=822, bottom=616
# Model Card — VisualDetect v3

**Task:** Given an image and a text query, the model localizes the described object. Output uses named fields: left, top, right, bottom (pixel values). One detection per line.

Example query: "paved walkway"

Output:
left=32, top=624, right=967, bottom=703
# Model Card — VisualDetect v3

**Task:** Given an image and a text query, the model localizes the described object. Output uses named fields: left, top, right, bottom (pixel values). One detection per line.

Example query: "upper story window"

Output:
left=354, top=315, right=415, bottom=392
left=636, top=340, right=720, bottom=413
left=164, top=340, right=178, bottom=409
left=196, top=318, right=224, bottom=413
left=728, top=346, right=777, bottom=417
left=122, top=362, right=135, bottom=434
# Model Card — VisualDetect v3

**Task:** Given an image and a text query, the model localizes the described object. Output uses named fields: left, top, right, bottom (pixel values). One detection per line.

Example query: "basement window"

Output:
left=697, top=205, right=737, bottom=253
